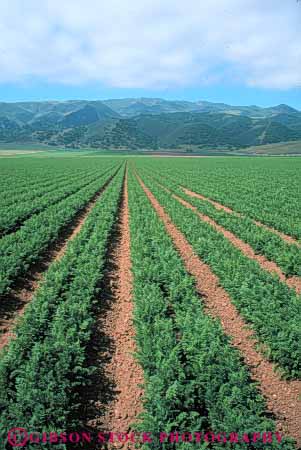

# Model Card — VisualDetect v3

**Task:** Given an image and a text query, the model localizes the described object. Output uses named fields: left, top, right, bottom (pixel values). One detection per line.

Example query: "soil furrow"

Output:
left=76, top=170, right=143, bottom=449
left=159, top=183, right=301, bottom=294
left=136, top=173, right=301, bottom=446
left=174, top=191, right=301, bottom=294
left=182, top=186, right=301, bottom=247
left=0, top=169, right=117, bottom=240
left=0, top=169, right=119, bottom=350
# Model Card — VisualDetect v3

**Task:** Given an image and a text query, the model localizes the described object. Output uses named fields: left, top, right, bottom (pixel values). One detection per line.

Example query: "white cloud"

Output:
left=0, top=0, right=300, bottom=89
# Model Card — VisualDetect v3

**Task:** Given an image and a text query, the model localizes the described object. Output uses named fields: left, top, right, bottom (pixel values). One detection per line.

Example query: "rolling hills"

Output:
left=0, top=98, right=301, bottom=151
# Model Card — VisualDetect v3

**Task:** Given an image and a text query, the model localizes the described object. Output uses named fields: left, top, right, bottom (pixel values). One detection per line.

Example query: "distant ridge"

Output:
left=0, top=98, right=300, bottom=151
left=103, top=98, right=300, bottom=118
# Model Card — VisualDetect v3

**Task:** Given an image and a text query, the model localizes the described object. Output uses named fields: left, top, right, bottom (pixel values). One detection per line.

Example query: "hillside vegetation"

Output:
left=0, top=99, right=301, bottom=151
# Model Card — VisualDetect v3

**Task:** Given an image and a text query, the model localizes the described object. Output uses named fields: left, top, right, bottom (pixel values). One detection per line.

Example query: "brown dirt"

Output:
left=0, top=171, right=118, bottom=351
left=183, top=187, right=235, bottom=214
left=286, top=276, right=301, bottom=294
left=136, top=173, right=301, bottom=447
left=183, top=187, right=301, bottom=247
left=78, top=170, right=144, bottom=450
left=158, top=183, right=301, bottom=295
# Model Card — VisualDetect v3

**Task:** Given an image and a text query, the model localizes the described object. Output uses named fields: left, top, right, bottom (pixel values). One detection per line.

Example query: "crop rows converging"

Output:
left=135, top=167, right=301, bottom=378
left=0, top=159, right=125, bottom=445
left=0, top=155, right=300, bottom=449
left=139, top=168, right=301, bottom=281
left=0, top=162, right=121, bottom=294
left=136, top=157, right=301, bottom=240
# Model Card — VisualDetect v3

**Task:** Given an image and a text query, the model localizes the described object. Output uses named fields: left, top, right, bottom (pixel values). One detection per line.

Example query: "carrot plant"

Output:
left=0, top=167, right=106, bottom=234
left=142, top=167, right=301, bottom=278
left=0, top=164, right=121, bottom=294
left=0, top=167, right=125, bottom=448
left=128, top=169, right=295, bottom=450
left=138, top=170, right=301, bottom=379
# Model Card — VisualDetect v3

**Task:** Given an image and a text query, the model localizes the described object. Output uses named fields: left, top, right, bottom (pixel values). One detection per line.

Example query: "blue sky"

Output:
left=0, top=82, right=300, bottom=109
left=0, top=0, right=300, bottom=109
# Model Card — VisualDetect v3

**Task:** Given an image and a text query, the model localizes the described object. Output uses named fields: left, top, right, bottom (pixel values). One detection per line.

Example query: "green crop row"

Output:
left=141, top=167, right=301, bottom=278
left=134, top=158, right=301, bottom=240
left=0, top=165, right=117, bottom=235
left=0, top=167, right=67, bottom=197
left=0, top=166, right=125, bottom=449
left=128, top=168, right=295, bottom=450
left=137, top=170, right=301, bottom=379
left=0, top=168, right=94, bottom=207
left=0, top=158, right=99, bottom=201
left=0, top=164, right=121, bottom=295
left=0, top=171, right=83, bottom=207
left=0, top=158, right=122, bottom=205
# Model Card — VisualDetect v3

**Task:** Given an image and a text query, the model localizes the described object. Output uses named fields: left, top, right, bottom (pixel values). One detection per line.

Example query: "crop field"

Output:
left=0, top=155, right=300, bottom=450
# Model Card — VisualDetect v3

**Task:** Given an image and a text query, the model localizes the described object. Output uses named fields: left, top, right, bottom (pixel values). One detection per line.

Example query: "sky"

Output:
left=0, top=0, right=300, bottom=108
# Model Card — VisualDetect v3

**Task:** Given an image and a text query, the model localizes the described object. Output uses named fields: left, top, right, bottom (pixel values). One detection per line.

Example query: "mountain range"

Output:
left=1, top=98, right=301, bottom=151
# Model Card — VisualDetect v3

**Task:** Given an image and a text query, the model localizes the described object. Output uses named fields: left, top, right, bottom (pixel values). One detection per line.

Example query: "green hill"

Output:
left=0, top=99, right=301, bottom=151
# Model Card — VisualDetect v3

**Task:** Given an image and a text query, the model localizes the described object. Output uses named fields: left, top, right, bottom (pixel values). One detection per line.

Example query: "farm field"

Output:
left=0, top=155, right=300, bottom=449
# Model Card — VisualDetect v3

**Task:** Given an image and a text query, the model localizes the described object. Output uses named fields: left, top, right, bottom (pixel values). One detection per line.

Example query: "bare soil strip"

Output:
left=0, top=173, right=111, bottom=240
left=0, top=170, right=119, bottom=350
left=182, top=187, right=301, bottom=247
left=160, top=184, right=301, bottom=294
left=136, top=173, right=301, bottom=446
left=77, top=170, right=143, bottom=450
left=174, top=191, right=301, bottom=294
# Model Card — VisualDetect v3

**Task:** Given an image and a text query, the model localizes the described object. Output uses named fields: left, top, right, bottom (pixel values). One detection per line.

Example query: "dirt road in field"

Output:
left=0, top=170, right=118, bottom=350
left=77, top=170, right=144, bottom=449
left=136, top=172, right=301, bottom=447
